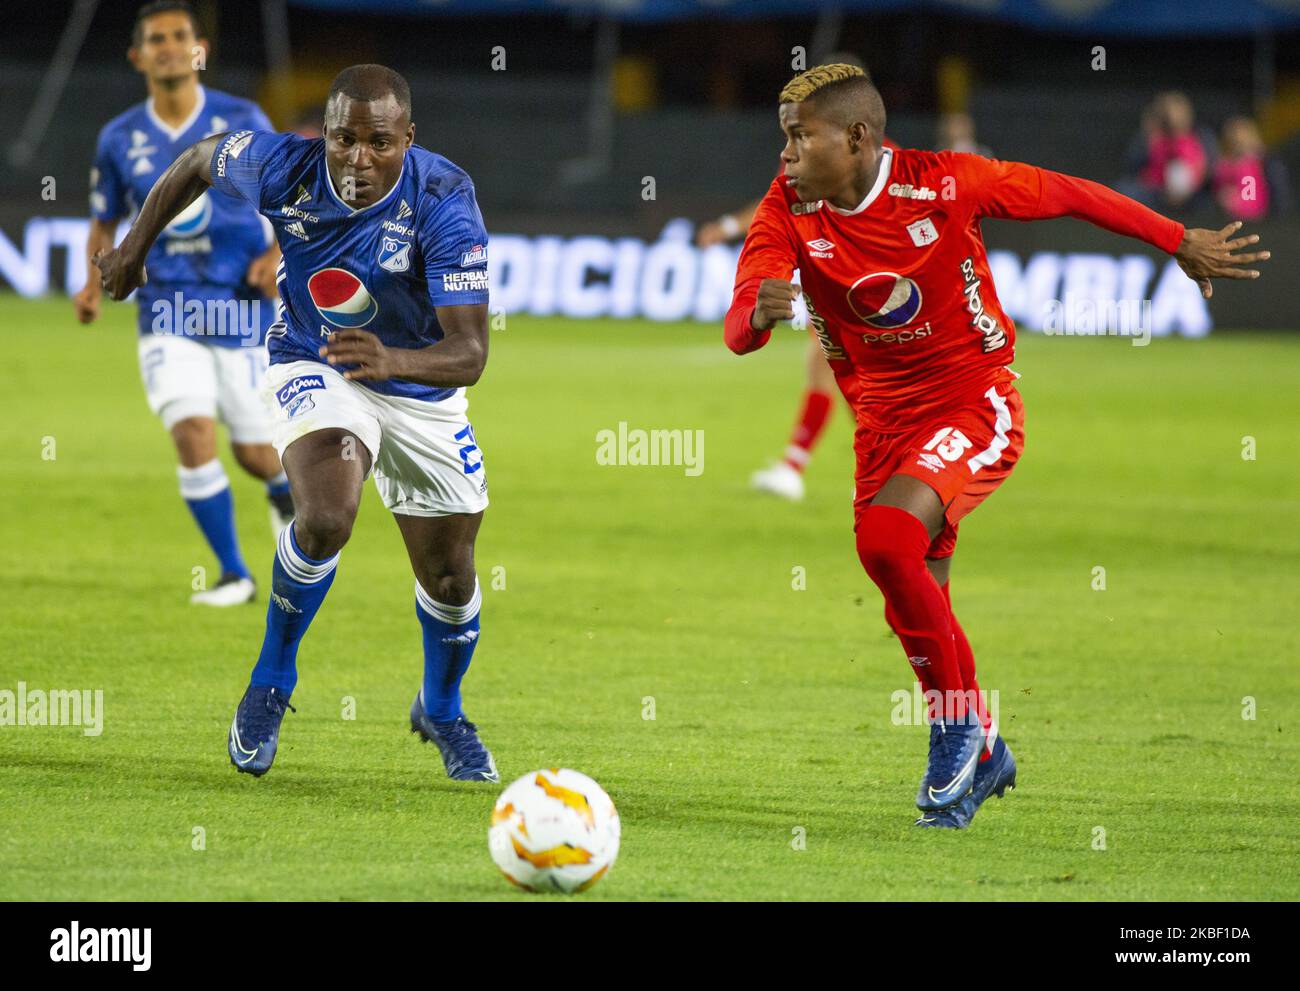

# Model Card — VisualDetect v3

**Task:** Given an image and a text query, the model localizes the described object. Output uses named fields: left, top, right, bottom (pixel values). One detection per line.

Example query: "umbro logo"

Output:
left=396, top=199, right=413, bottom=221
left=805, top=238, right=835, bottom=258
left=915, top=452, right=944, bottom=473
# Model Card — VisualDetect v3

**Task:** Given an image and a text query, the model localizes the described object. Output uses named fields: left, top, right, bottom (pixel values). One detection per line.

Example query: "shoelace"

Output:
left=442, top=718, right=488, bottom=764
left=266, top=691, right=297, bottom=718
left=934, top=718, right=979, bottom=767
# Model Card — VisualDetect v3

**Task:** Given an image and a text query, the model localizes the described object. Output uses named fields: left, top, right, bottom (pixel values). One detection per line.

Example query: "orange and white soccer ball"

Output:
left=488, top=768, right=620, bottom=893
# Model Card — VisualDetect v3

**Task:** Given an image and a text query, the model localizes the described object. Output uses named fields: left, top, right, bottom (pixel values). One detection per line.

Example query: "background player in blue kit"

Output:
left=94, top=63, right=499, bottom=783
left=75, top=1, right=294, bottom=607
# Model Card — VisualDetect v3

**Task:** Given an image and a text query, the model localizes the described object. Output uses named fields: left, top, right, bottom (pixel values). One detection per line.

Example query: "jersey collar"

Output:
left=146, top=83, right=206, bottom=142
left=322, top=153, right=405, bottom=216
left=826, top=147, right=893, bottom=217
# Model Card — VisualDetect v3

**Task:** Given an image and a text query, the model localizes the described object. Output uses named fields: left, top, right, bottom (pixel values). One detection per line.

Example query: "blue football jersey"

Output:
left=92, top=86, right=274, bottom=347
left=208, top=129, right=490, bottom=402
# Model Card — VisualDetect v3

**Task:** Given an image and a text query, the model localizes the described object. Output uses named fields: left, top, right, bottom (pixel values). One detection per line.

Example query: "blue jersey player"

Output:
left=76, top=1, right=293, bottom=607
left=95, top=64, right=499, bottom=783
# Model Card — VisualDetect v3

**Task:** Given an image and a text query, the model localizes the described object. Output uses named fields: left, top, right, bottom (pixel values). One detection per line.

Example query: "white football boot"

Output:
left=191, top=572, right=257, bottom=607
left=750, top=461, right=805, bottom=501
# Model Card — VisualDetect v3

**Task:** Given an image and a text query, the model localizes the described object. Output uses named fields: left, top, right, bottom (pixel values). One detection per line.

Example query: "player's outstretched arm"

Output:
left=320, top=303, right=489, bottom=387
left=93, top=133, right=225, bottom=300
left=1172, top=221, right=1270, bottom=300
left=969, top=156, right=1271, bottom=299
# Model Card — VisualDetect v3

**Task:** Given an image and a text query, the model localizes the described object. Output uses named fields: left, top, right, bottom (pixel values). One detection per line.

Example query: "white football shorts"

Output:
left=261, top=360, right=488, bottom=517
left=136, top=334, right=273, bottom=444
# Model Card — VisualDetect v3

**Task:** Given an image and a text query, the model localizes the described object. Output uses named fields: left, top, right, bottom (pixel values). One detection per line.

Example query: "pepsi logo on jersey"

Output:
left=847, top=272, right=924, bottom=329
left=164, top=192, right=213, bottom=239
left=308, top=268, right=379, bottom=328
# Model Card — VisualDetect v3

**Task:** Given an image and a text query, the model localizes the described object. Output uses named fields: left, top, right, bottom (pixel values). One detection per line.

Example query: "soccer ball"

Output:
left=488, top=768, right=620, bottom=893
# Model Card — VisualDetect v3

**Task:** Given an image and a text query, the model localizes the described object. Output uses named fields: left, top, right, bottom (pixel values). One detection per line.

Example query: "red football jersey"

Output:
left=727, top=148, right=1184, bottom=433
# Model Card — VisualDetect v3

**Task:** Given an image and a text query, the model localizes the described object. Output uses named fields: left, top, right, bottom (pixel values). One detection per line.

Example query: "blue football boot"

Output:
left=916, top=736, right=1018, bottom=829
left=409, top=692, right=499, bottom=782
left=228, top=684, right=296, bottom=776
left=915, top=714, right=985, bottom=811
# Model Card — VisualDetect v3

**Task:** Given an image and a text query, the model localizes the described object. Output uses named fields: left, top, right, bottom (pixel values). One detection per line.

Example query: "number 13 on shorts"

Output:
left=922, top=426, right=973, bottom=463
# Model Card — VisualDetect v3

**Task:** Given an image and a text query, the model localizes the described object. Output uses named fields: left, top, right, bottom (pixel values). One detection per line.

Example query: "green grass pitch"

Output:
left=1, top=293, right=1297, bottom=900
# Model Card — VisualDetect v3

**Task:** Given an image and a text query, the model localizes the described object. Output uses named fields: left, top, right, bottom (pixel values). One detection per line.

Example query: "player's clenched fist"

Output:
left=72, top=281, right=102, bottom=325
left=751, top=278, right=801, bottom=331
left=92, top=247, right=147, bottom=301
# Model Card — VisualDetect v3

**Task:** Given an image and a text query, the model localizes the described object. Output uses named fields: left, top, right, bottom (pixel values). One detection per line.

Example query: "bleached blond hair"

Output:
left=780, top=62, right=866, bottom=103
left=779, top=63, right=885, bottom=144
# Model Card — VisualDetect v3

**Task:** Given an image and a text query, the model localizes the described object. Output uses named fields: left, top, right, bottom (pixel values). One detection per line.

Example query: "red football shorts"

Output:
left=853, top=381, right=1026, bottom=559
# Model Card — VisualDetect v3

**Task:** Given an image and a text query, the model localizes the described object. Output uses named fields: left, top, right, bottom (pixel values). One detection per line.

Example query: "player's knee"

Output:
left=419, top=566, right=477, bottom=607
left=855, top=506, right=928, bottom=586
left=293, top=505, right=356, bottom=558
left=231, top=442, right=278, bottom=478
left=170, top=416, right=215, bottom=464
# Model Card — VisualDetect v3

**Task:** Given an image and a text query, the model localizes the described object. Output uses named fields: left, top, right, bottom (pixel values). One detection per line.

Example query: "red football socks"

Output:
left=942, top=581, right=994, bottom=760
left=783, top=389, right=834, bottom=473
left=857, top=505, right=969, bottom=722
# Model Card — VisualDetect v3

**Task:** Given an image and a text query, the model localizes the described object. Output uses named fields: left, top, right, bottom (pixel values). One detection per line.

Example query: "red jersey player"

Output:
left=699, top=52, right=896, bottom=501
left=724, top=64, right=1269, bottom=829
left=700, top=132, right=899, bottom=501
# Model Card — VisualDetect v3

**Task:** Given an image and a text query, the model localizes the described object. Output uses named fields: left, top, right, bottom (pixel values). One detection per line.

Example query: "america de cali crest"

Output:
left=907, top=217, right=940, bottom=247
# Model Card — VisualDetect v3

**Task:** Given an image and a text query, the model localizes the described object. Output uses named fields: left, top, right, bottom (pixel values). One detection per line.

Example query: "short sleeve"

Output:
left=209, top=129, right=290, bottom=210
left=89, top=129, right=127, bottom=221
left=422, top=184, right=490, bottom=308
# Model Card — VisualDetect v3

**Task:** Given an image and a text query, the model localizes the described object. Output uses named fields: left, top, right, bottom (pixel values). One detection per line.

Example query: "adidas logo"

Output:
left=440, top=629, right=480, bottom=646
left=271, top=591, right=302, bottom=614
left=396, top=199, right=412, bottom=221
left=285, top=220, right=309, bottom=241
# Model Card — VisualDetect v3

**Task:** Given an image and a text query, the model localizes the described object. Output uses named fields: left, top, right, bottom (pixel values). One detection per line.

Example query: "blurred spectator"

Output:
left=935, top=112, right=992, bottom=157
left=1121, top=91, right=1213, bottom=211
left=1213, top=116, right=1292, bottom=220
left=291, top=107, right=323, bottom=139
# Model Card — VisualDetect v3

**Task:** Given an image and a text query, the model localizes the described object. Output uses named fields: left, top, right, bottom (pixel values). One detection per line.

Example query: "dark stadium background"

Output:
left=2, top=0, right=1298, bottom=327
